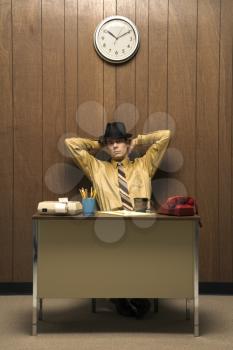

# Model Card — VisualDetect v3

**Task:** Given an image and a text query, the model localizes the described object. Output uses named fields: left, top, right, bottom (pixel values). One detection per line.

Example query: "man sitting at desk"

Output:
left=65, top=121, right=171, bottom=318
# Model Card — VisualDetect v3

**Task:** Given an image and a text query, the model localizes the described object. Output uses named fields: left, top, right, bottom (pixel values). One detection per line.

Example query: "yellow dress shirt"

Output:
left=65, top=130, right=171, bottom=211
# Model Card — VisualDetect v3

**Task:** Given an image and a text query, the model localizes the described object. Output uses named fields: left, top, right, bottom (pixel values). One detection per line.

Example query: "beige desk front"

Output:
left=32, top=212, right=200, bottom=336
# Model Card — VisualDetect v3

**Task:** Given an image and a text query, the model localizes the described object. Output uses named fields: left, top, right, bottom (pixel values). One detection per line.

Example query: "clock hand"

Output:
left=106, top=30, right=117, bottom=39
left=114, top=26, right=124, bottom=45
left=117, top=30, right=131, bottom=39
left=116, top=26, right=124, bottom=38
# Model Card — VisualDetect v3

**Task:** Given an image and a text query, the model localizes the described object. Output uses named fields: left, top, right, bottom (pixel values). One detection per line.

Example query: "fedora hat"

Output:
left=99, top=122, right=132, bottom=144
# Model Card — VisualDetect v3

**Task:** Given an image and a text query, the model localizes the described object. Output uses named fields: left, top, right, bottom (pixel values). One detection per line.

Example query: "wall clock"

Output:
left=93, top=15, right=140, bottom=64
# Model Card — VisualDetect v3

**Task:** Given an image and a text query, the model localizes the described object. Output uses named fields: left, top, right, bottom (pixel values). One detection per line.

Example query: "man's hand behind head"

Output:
left=128, top=138, right=137, bottom=155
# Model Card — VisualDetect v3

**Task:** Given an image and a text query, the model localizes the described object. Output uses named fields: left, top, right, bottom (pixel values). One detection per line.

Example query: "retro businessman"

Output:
left=65, top=121, right=171, bottom=318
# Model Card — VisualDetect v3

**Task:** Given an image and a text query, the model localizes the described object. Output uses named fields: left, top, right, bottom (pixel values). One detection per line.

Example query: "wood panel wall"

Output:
left=0, top=0, right=232, bottom=283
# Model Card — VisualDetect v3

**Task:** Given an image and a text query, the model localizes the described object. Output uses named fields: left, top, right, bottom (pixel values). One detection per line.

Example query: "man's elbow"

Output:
left=64, top=137, right=76, bottom=148
left=64, top=138, right=69, bottom=147
left=165, top=130, right=172, bottom=144
left=160, top=130, right=172, bottom=148
left=64, top=138, right=76, bottom=153
left=160, top=130, right=171, bottom=142
left=159, top=129, right=171, bottom=138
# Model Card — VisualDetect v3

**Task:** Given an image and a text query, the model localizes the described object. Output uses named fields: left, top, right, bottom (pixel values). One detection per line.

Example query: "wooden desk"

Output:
left=32, top=212, right=200, bottom=336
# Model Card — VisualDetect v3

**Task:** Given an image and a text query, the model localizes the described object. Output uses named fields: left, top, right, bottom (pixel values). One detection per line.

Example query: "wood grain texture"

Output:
left=149, top=0, right=169, bottom=208
left=0, top=0, right=232, bottom=283
left=77, top=0, right=104, bottom=139
left=64, top=0, right=78, bottom=199
left=197, top=0, right=220, bottom=281
left=115, top=0, right=136, bottom=136
left=0, top=0, right=13, bottom=281
left=65, top=0, right=78, bottom=135
left=103, top=0, right=116, bottom=124
left=219, top=0, right=233, bottom=281
left=76, top=0, right=104, bottom=197
left=12, top=0, right=42, bottom=281
left=148, top=0, right=168, bottom=119
left=135, top=0, right=148, bottom=134
left=168, top=0, right=197, bottom=196
left=42, top=0, right=65, bottom=201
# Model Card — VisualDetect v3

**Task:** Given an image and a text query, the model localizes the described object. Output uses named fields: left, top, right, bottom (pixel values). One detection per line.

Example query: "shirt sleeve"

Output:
left=135, top=130, right=171, bottom=178
left=64, top=137, right=101, bottom=181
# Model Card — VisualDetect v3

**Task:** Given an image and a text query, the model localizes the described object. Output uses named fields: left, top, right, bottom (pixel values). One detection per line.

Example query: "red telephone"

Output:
left=158, top=195, right=202, bottom=226
left=158, top=195, right=197, bottom=215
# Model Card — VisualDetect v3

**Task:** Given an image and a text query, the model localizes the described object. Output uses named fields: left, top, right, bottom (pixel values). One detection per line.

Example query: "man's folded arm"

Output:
left=135, top=130, right=171, bottom=178
left=64, top=137, right=101, bottom=180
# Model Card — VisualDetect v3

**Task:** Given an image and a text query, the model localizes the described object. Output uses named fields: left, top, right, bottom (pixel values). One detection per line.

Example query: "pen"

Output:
left=79, top=187, right=96, bottom=199
left=79, top=189, right=83, bottom=198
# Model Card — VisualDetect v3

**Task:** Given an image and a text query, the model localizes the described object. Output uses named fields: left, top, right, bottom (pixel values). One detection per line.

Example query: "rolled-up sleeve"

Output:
left=136, top=130, right=171, bottom=178
left=64, top=137, right=101, bottom=181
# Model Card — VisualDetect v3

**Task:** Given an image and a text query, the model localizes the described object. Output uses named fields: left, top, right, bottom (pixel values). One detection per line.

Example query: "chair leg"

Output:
left=39, top=298, right=43, bottom=320
left=92, top=298, right=96, bottom=313
left=153, top=298, right=159, bottom=313
left=186, top=298, right=190, bottom=320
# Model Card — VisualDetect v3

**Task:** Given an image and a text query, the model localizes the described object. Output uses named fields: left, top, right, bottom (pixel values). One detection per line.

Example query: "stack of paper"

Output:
left=97, top=210, right=156, bottom=216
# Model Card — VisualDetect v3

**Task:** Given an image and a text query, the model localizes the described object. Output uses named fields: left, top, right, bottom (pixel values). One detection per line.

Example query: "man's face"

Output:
left=105, top=137, right=130, bottom=161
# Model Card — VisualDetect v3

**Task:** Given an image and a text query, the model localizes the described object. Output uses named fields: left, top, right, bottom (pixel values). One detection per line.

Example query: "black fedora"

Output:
left=99, top=122, right=132, bottom=144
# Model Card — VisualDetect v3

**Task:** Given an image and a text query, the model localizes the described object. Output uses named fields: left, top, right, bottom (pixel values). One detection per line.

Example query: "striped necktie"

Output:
left=117, top=162, right=134, bottom=211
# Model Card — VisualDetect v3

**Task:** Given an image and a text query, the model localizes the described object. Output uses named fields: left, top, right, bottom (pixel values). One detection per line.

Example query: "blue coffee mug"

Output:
left=82, top=198, right=96, bottom=216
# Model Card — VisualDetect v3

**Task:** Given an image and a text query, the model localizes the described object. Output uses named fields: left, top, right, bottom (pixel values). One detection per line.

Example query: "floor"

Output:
left=0, top=295, right=232, bottom=350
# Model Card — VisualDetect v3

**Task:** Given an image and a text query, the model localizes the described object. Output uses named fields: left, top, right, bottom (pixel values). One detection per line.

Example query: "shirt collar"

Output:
left=111, top=156, right=130, bottom=168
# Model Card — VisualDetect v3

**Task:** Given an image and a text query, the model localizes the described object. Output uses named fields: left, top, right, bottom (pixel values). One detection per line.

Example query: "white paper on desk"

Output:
left=97, top=210, right=156, bottom=216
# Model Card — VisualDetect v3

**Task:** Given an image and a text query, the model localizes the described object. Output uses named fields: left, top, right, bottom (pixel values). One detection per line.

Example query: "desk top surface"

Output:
left=32, top=211, right=201, bottom=221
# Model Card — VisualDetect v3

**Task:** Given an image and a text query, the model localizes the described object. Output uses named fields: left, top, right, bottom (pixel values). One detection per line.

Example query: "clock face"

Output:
left=94, top=16, right=140, bottom=64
